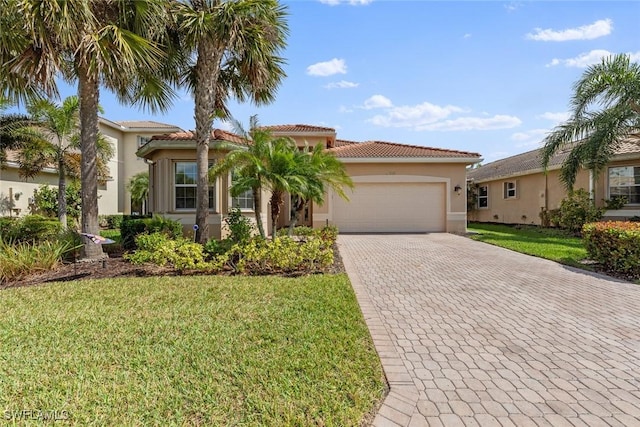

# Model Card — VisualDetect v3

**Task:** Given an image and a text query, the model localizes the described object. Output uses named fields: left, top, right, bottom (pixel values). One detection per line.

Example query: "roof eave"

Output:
left=338, top=156, right=482, bottom=164
left=136, top=139, right=245, bottom=158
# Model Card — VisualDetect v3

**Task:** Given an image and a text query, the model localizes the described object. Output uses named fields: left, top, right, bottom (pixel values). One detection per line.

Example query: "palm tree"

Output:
left=288, top=143, right=353, bottom=235
left=174, top=0, right=288, bottom=244
left=0, top=0, right=178, bottom=258
left=127, top=171, right=150, bottom=215
left=210, top=116, right=281, bottom=239
left=542, top=53, right=640, bottom=190
left=14, top=96, right=115, bottom=228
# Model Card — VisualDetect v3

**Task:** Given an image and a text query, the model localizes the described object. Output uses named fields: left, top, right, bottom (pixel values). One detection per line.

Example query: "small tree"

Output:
left=555, top=189, right=604, bottom=233
left=127, top=172, right=149, bottom=215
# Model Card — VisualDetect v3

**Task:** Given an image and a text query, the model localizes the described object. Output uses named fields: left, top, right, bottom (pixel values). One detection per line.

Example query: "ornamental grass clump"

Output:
left=0, top=238, right=74, bottom=284
left=582, top=221, right=640, bottom=277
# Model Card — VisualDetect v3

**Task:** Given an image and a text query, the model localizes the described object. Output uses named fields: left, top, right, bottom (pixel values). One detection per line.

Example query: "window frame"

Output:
left=229, top=171, right=255, bottom=211
left=503, top=181, right=517, bottom=199
left=608, top=165, right=640, bottom=206
left=477, top=185, right=489, bottom=209
left=173, top=161, right=217, bottom=212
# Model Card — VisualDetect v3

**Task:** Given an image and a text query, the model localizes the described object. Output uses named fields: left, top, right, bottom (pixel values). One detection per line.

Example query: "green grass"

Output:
left=0, top=274, right=384, bottom=426
left=468, top=223, right=589, bottom=269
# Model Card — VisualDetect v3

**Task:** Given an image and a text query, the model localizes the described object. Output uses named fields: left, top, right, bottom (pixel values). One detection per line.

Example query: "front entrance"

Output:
left=290, top=194, right=312, bottom=228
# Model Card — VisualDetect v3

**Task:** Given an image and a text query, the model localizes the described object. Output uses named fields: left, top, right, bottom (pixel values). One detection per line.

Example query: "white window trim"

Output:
left=173, top=161, right=218, bottom=212
left=607, top=165, right=640, bottom=206
left=504, top=181, right=517, bottom=199
left=477, top=185, right=489, bottom=209
left=228, top=172, right=255, bottom=212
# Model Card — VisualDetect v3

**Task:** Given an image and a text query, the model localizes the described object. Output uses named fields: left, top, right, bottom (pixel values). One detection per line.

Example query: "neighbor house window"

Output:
left=174, top=162, right=215, bottom=210
left=230, top=171, right=254, bottom=210
left=503, top=181, right=517, bottom=199
left=608, top=166, right=640, bottom=205
left=137, top=136, right=151, bottom=148
left=478, top=185, right=488, bottom=208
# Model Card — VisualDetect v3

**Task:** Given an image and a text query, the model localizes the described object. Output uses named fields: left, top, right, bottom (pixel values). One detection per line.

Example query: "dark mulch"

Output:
left=1, top=243, right=347, bottom=291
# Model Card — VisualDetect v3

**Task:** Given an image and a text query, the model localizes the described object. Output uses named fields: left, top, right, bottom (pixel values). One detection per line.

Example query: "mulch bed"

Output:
left=1, top=244, right=347, bottom=291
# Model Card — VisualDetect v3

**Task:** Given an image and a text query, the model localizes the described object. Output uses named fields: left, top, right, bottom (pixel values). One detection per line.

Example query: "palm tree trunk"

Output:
left=288, top=198, right=305, bottom=236
left=270, top=190, right=283, bottom=240
left=57, top=155, right=67, bottom=230
left=252, top=186, right=265, bottom=239
left=78, top=68, right=104, bottom=259
left=193, top=41, right=221, bottom=244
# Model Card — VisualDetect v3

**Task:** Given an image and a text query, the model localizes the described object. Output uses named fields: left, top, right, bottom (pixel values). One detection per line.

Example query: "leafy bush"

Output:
left=318, top=225, right=339, bottom=244
left=554, top=189, right=604, bottom=233
left=124, top=232, right=209, bottom=271
left=604, top=195, right=627, bottom=210
left=583, top=221, right=640, bottom=277
left=0, top=217, right=18, bottom=239
left=121, top=215, right=182, bottom=250
left=277, top=226, right=315, bottom=237
left=223, top=208, right=254, bottom=244
left=99, top=214, right=124, bottom=230
left=0, top=238, right=74, bottom=284
left=6, top=215, right=62, bottom=244
left=213, top=236, right=333, bottom=275
left=31, top=181, right=82, bottom=221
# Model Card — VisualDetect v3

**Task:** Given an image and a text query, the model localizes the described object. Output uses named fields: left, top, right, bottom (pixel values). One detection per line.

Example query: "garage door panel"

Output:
left=333, top=182, right=445, bottom=233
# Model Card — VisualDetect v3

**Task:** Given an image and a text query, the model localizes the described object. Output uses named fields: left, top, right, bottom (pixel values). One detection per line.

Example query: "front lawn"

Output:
left=0, top=274, right=384, bottom=425
left=467, top=223, right=589, bottom=269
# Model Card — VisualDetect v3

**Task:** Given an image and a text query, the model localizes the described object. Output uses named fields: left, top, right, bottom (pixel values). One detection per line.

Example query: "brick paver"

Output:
left=339, top=234, right=640, bottom=427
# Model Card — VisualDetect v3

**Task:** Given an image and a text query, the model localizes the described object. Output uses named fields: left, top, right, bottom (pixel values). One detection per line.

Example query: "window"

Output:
left=174, top=162, right=215, bottom=210
left=230, top=171, right=254, bottom=210
left=137, top=136, right=151, bottom=148
left=477, top=185, right=488, bottom=208
left=503, top=181, right=516, bottom=199
left=608, top=166, right=640, bottom=205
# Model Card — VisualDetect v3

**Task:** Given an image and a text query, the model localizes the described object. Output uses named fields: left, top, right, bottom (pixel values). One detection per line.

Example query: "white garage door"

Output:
left=332, top=182, right=445, bottom=233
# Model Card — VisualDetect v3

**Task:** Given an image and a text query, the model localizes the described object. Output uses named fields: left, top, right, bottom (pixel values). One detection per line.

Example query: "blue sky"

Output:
left=25, top=1, right=640, bottom=162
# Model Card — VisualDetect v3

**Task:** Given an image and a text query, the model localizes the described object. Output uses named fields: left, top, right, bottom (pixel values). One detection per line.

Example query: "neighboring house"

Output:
left=137, top=124, right=481, bottom=238
left=0, top=118, right=182, bottom=217
left=467, top=136, right=640, bottom=225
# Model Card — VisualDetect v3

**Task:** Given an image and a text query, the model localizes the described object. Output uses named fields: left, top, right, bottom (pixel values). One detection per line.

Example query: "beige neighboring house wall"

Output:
left=0, top=118, right=181, bottom=219
left=468, top=138, right=640, bottom=225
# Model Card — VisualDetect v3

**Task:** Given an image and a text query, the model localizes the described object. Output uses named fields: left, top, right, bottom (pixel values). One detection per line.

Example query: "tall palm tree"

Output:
left=174, top=0, right=288, bottom=244
left=542, top=54, right=640, bottom=190
left=0, top=96, right=33, bottom=166
left=288, top=143, right=353, bottom=234
left=0, top=0, right=178, bottom=258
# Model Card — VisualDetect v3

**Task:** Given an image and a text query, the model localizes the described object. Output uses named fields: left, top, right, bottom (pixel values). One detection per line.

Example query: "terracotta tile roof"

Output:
left=329, top=140, right=480, bottom=159
left=150, top=129, right=247, bottom=145
left=116, top=120, right=180, bottom=129
left=260, top=124, right=336, bottom=133
left=468, top=133, right=640, bottom=182
left=335, top=139, right=358, bottom=147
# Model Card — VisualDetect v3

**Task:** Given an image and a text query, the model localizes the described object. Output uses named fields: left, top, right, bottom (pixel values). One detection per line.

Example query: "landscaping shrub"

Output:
left=10, top=215, right=62, bottom=244
left=124, top=232, right=209, bottom=271
left=0, top=238, right=74, bottom=284
left=213, top=236, right=334, bottom=275
left=583, top=221, right=640, bottom=277
left=223, top=208, right=254, bottom=244
left=31, top=182, right=82, bottom=222
left=554, top=189, right=604, bottom=233
left=121, top=215, right=182, bottom=250
left=99, top=214, right=124, bottom=230
left=277, top=225, right=314, bottom=237
left=0, top=217, right=18, bottom=239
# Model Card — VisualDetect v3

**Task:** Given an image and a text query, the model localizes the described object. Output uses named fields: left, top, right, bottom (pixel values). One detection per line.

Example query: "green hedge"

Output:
left=583, top=221, right=640, bottom=276
left=1, top=215, right=62, bottom=244
left=121, top=215, right=182, bottom=250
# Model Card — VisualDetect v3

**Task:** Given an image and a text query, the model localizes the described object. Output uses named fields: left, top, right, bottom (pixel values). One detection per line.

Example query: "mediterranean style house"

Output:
left=0, top=119, right=182, bottom=218
left=467, top=135, right=640, bottom=225
left=136, top=125, right=481, bottom=239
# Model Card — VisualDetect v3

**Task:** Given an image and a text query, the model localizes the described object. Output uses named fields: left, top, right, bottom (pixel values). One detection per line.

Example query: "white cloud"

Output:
left=547, top=49, right=612, bottom=68
left=324, top=80, right=359, bottom=89
left=339, top=105, right=354, bottom=113
left=306, top=58, right=347, bottom=77
left=418, top=115, right=522, bottom=131
left=538, top=111, right=570, bottom=123
left=510, top=128, right=549, bottom=147
left=463, top=33, right=472, bottom=39
left=362, top=95, right=393, bottom=110
left=319, top=0, right=372, bottom=5
left=504, top=2, right=522, bottom=12
left=368, top=102, right=465, bottom=128
left=527, top=18, right=612, bottom=42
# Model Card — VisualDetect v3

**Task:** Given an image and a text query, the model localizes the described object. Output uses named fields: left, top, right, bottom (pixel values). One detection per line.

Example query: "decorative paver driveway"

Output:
left=338, top=234, right=640, bottom=427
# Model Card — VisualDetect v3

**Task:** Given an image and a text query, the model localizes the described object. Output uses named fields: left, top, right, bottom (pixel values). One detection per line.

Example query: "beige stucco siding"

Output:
left=471, top=169, right=590, bottom=225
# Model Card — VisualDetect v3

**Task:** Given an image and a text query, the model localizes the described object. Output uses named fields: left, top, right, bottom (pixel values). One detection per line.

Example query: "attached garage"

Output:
left=332, top=182, right=446, bottom=233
